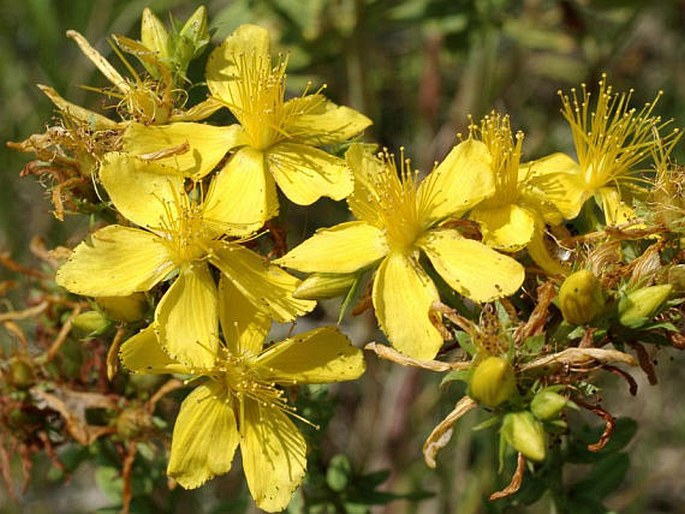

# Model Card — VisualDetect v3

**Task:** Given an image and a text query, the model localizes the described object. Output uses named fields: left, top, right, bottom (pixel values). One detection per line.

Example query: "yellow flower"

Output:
left=468, top=113, right=572, bottom=274
left=56, top=153, right=314, bottom=367
left=120, top=278, right=365, bottom=512
left=276, top=144, right=524, bottom=360
left=555, top=74, right=681, bottom=225
left=122, top=23, right=372, bottom=227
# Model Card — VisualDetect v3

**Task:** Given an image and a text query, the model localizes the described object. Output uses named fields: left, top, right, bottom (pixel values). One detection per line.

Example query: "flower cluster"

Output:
left=7, top=6, right=685, bottom=512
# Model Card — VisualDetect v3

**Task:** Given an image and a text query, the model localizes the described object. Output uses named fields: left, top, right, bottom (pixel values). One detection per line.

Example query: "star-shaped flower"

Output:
left=276, top=143, right=524, bottom=360
left=56, top=153, right=314, bottom=367
left=120, top=278, right=365, bottom=512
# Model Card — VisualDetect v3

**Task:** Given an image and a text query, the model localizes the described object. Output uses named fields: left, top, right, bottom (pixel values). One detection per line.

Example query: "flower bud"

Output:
left=469, top=356, right=517, bottom=408
left=179, top=6, right=209, bottom=58
left=293, top=273, right=357, bottom=300
left=95, top=293, right=147, bottom=322
left=501, top=411, right=547, bottom=462
left=72, top=310, right=111, bottom=337
left=530, top=389, right=568, bottom=421
left=618, top=284, right=673, bottom=329
left=558, top=270, right=605, bottom=325
left=140, top=8, right=170, bottom=59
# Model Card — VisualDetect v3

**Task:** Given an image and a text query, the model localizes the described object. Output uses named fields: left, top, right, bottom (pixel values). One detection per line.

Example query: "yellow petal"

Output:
left=210, top=244, right=315, bottom=322
left=168, top=382, right=239, bottom=489
left=256, top=327, right=365, bottom=384
left=418, top=139, right=495, bottom=222
left=526, top=221, right=569, bottom=276
left=206, top=24, right=271, bottom=110
left=202, top=147, right=272, bottom=235
left=155, top=264, right=219, bottom=369
left=268, top=142, right=353, bottom=205
left=38, top=85, right=119, bottom=130
left=274, top=221, right=388, bottom=274
left=419, top=229, right=524, bottom=303
left=218, top=276, right=271, bottom=358
left=67, top=30, right=129, bottom=94
left=282, top=95, right=372, bottom=145
left=372, top=253, right=443, bottom=360
left=168, top=97, right=225, bottom=122
left=123, top=122, right=245, bottom=179
left=119, top=325, right=189, bottom=375
left=521, top=152, right=585, bottom=220
left=56, top=225, right=174, bottom=296
left=470, top=203, right=536, bottom=252
left=99, top=152, right=185, bottom=230
left=345, top=143, right=384, bottom=225
left=597, top=187, right=635, bottom=225
left=241, top=397, right=306, bottom=512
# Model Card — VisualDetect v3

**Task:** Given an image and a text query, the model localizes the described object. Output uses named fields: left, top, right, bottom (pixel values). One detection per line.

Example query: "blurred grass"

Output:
left=3, top=0, right=685, bottom=513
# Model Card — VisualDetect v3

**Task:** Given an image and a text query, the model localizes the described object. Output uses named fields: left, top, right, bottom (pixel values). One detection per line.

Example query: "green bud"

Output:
left=95, top=293, right=147, bottom=322
left=294, top=273, right=357, bottom=300
left=140, top=8, right=169, bottom=59
left=179, top=6, right=209, bottom=57
left=558, top=270, right=605, bottom=325
left=618, top=284, right=673, bottom=328
left=8, top=357, right=35, bottom=390
left=72, top=310, right=111, bottom=337
left=469, top=356, right=517, bottom=408
left=501, top=411, right=547, bottom=462
left=531, top=389, right=568, bottom=421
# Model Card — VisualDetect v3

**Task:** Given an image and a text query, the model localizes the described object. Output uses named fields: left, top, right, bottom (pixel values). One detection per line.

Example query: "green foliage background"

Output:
left=2, top=0, right=685, bottom=513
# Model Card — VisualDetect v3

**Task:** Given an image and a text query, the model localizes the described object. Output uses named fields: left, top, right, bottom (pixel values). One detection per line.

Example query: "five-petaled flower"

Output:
left=120, top=278, right=365, bottom=512
left=56, top=152, right=314, bottom=367
left=276, top=143, right=525, bottom=360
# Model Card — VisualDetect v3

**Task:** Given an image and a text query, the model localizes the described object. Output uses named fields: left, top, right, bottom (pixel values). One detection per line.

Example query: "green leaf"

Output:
left=571, top=452, right=630, bottom=500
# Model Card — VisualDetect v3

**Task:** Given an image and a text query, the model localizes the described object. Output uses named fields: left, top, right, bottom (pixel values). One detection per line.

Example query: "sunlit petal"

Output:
left=99, top=152, right=185, bottom=230
left=202, top=147, right=272, bottom=235
left=268, top=142, right=353, bottom=205
left=123, top=122, right=245, bottom=179
left=168, top=383, right=239, bottom=489
left=206, top=24, right=271, bottom=111
left=218, top=275, right=271, bottom=358
left=521, top=152, right=585, bottom=220
left=275, top=221, right=388, bottom=274
left=282, top=95, right=372, bottom=145
left=56, top=225, right=174, bottom=297
left=119, top=325, right=189, bottom=375
left=471, top=203, right=536, bottom=252
left=241, top=397, right=306, bottom=513
left=210, top=244, right=315, bottom=322
left=256, top=327, right=365, bottom=384
left=418, top=139, right=494, bottom=222
left=155, top=264, right=219, bottom=369
left=372, top=253, right=443, bottom=360
left=420, top=229, right=524, bottom=303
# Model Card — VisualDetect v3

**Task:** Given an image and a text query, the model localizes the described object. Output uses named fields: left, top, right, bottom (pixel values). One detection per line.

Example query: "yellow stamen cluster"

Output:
left=558, top=73, right=680, bottom=192
left=475, top=113, right=523, bottom=206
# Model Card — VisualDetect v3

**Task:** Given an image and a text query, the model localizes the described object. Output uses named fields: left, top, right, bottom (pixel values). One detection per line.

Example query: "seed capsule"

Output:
left=469, top=356, right=517, bottom=408
left=558, top=270, right=605, bottom=325
left=293, top=273, right=357, bottom=300
left=618, top=284, right=673, bottom=328
left=531, top=389, right=568, bottom=421
left=501, top=411, right=547, bottom=462
left=72, top=310, right=111, bottom=337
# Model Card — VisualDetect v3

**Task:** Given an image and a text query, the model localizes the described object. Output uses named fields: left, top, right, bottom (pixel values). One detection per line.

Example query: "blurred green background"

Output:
left=2, top=0, right=685, bottom=512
